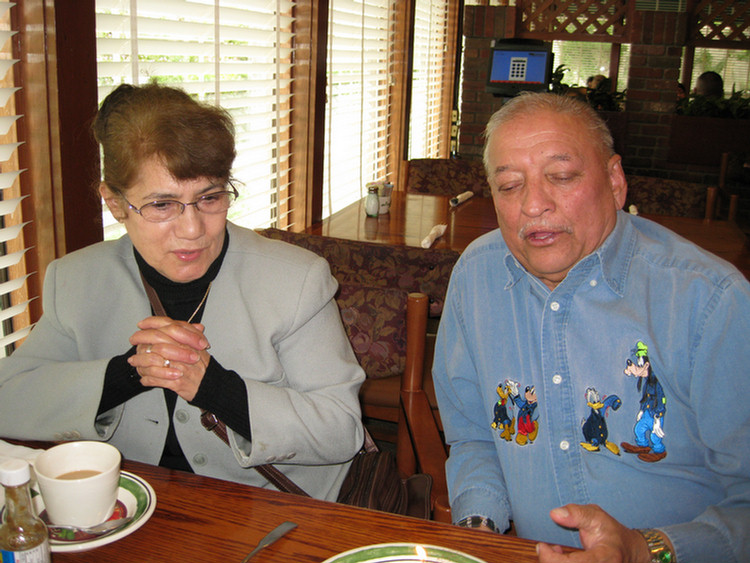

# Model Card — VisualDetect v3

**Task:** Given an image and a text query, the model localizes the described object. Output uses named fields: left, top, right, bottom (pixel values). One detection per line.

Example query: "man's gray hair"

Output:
left=482, top=92, right=615, bottom=175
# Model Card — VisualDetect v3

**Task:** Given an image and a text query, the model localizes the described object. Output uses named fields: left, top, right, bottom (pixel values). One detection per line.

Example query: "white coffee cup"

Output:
left=34, top=441, right=121, bottom=527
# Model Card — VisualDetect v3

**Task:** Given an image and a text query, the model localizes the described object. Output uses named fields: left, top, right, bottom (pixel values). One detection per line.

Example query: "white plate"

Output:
left=321, top=543, right=488, bottom=563
left=36, top=471, right=156, bottom=553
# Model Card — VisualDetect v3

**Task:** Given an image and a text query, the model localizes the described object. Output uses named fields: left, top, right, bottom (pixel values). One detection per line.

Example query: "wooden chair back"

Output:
left=706, top=152, right=740, bottom=222
left=396, top=292, right=449, bottom=521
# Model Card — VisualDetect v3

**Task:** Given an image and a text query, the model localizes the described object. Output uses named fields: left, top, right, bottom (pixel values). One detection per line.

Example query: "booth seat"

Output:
left=624, top=174, right=710, bottom=218
left=406, top=158, right=490, bottom=198
left=257, top=228, right=459, bottom=318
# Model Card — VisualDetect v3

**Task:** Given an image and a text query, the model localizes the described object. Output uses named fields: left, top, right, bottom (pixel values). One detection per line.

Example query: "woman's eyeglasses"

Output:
left=120, top=184, right=239, bottom=223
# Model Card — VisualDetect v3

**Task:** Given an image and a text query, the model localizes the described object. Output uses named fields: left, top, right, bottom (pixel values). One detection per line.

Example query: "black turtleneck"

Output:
left=97, top=231, right=251, bottom=472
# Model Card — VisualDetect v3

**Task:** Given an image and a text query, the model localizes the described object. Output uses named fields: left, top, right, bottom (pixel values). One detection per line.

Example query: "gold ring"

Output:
left=145, top=345, right=153, bottom=354
left=164, top=359, right=170, bottom=367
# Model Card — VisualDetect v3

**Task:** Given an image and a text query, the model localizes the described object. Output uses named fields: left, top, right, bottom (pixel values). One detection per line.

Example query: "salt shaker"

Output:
left=365, top=185, right=380, bottom=217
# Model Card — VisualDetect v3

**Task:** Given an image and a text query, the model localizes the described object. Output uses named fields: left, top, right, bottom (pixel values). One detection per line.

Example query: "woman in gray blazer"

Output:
left=0, top=83, right=365, bottom=501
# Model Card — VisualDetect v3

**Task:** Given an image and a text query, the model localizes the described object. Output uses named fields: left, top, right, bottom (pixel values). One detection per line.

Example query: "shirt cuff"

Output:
left=450, top=488, right=512, bottom=535
left=97, top=346, right=146, bottom=415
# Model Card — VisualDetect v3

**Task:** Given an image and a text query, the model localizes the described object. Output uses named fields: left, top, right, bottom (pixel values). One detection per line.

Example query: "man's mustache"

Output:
left=518, top=222, right=573, bottom=239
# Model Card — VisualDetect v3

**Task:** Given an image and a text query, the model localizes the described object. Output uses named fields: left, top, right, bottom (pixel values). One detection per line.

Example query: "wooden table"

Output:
left=306, top=191, right=497, bottom=252
left=307, top=191, right=749, bottom=278
left=14, top=451, right=542, bottom=563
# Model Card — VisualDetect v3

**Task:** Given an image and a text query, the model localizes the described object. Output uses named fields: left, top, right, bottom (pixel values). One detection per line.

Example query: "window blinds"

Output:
left=692, top=46, right=750, bottom=93
left=0, top=1, right=33, bottom=355
left=409, top=0, right=451, bottom=159
left=95, top=0, right=295, bottom=237
left=323, top=0, right=392, bottom=218
left=552, top=40, right=631, bottom=93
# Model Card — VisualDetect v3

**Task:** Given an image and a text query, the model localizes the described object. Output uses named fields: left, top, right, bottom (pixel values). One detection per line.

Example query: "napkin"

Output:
left=421, top=224, right=447, bottom=249
left=0, top=439, right=43, bottom=505
left=450, top=190, right=474, bottom=207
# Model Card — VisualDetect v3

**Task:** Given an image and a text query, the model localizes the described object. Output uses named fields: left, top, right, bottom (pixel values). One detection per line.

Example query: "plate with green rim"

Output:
left=39, top=471, right=156, bottom=553
left=321, top=543, right=488, bottom=563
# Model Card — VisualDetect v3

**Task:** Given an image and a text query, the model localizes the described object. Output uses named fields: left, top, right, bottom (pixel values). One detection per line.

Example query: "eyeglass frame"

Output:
left=115, top=182, right=239, bottom=223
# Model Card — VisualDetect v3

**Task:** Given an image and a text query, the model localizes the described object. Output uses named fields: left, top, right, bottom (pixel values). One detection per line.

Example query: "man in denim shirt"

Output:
left=433, top=93, right=750, bottom=563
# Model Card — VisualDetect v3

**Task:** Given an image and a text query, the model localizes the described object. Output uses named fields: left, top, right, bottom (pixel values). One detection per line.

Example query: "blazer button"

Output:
left=192, top=453, right=208, bottom=466
left=175, top=410, right=189, bottom=423
left=265, top=456, right=277, bottom=463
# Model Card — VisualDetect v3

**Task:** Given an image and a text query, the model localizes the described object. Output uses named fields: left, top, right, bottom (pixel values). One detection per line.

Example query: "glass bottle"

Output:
left=0, top=459, right=51, bottom=563
left=365, top=185, right=380, bottom=217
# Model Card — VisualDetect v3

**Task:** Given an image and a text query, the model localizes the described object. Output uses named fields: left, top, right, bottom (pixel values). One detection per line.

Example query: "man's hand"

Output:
left=535, top=504, right=657, bottom=563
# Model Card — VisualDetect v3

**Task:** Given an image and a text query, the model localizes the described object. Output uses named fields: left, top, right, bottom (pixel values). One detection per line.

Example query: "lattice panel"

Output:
left=692, top=0, right=750, bottom=43
left=518, top=0, right=630, bottom=40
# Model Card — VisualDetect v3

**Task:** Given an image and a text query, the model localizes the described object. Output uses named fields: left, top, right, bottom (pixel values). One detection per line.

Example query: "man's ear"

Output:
left=607, top=154, right=627, bottom=210
left=99, top=182, right=127, bottom=222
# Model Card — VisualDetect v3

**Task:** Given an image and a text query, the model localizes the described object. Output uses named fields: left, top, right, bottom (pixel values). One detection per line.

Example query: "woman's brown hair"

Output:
left=92, top=82, right=236, bottom=192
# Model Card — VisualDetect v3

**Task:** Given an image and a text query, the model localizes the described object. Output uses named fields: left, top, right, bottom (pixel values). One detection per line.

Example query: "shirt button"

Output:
left=552, top=374, right=562, bottom=384
left=589, top=279, right=598, bottom=287
left=559, top=440, right=570, bottom=451
left=550, top=301, right=560, bottom=311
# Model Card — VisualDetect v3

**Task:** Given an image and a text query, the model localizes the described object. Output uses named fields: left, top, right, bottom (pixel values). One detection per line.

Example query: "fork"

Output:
left=241, top=521, right=297, bottom=562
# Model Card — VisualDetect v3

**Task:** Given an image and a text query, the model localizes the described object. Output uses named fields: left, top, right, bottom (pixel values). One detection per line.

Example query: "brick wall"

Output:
left=458, top=6, right=723, bottom=186
left=458, top=6, right=508, bottom=162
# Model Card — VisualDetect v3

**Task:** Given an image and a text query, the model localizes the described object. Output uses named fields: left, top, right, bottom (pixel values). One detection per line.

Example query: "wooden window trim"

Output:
left=11, top=1, right=101, bottom=325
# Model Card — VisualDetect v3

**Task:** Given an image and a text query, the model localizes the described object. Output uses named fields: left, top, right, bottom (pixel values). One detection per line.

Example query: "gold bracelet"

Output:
left=638, top=528, right=675, bottom=563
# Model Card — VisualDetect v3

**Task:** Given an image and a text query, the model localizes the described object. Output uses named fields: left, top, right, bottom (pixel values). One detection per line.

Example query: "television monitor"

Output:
left=486, top=39, right=553, bottom=97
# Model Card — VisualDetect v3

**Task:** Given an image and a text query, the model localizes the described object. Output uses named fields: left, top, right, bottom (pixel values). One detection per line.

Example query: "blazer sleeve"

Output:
left=224, top=255, right=366, bottom=468
left=0, top=258, right=128, bottom=441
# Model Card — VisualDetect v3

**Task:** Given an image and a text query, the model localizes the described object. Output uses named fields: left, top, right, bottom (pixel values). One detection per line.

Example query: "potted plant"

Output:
left=669, top=90, right=750, bottom=166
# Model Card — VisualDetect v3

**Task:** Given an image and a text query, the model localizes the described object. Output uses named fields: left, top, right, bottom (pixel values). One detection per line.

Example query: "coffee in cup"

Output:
left=34, top=441, right=121, bottom=527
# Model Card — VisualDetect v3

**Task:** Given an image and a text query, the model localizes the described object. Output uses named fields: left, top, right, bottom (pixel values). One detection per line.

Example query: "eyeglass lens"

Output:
left=139, top=191, right=236, bottom=222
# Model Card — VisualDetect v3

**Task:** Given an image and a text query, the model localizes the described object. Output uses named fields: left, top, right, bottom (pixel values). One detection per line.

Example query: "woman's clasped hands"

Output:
left=128, top=316, right=211, bottom=401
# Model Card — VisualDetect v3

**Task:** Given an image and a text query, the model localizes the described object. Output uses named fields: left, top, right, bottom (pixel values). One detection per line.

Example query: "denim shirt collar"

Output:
left=502, top=210, right=635, bottom=297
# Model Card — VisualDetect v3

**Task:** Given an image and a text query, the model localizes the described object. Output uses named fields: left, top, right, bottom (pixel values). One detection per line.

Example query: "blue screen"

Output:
left=488, top=49, right=549, bottom=85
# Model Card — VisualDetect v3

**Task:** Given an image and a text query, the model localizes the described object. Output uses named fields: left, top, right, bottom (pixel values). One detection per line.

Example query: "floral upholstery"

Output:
left=336, top=284, right=407, bottom=380
left=258, top=228, right=460, bottom=317
left=624, top=175, right=708, bottom=218
left=406, top=158, right=490, bottom=197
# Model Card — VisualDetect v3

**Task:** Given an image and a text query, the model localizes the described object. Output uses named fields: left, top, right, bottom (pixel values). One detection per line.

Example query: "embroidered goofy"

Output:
left=621, top=341, right=668, bottom=463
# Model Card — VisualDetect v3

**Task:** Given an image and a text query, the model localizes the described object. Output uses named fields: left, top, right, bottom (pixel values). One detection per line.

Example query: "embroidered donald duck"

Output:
left=580, top=386, right=621, bottom=455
